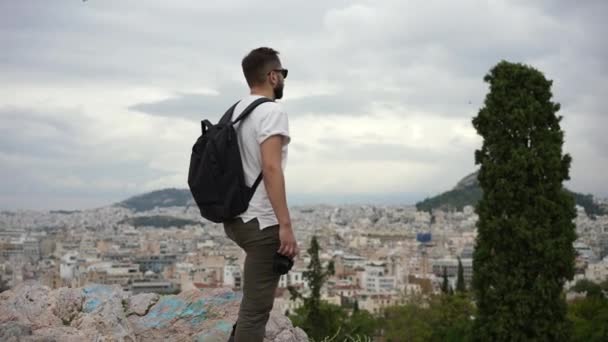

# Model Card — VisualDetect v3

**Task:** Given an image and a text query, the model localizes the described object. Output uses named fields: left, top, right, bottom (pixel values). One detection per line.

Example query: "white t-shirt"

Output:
left=231, top=95, right=290, bottom=229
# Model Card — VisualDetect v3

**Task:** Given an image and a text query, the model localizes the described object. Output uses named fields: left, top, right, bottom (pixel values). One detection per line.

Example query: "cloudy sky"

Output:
left=1, top=0, right=606, bottom=210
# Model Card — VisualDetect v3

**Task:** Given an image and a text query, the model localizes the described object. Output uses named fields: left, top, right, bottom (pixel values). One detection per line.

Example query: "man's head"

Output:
left=242, top=47, right=287, bottom=100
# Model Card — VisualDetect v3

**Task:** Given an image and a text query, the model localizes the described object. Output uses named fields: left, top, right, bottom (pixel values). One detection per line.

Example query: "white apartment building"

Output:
left=431, top=257, right=473, bottom=285
left=575, top=241, right=597, bottom=262
left=585, top=256, right=608, bottom=283
left=340, top=254, right=368, bottom=270
left=278, top=268, right=305, bottom=289
left=363, top=262, right=396, bottom=293
left=60, top=251, right=80, bottom=280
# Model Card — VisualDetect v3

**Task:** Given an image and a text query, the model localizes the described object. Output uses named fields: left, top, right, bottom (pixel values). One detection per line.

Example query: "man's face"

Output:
left=273, top=75, right=284, bottom=100
left=269, top=64, right=287, bottom=100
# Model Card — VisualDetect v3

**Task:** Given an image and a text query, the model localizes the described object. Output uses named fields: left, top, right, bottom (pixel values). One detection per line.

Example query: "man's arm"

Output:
left=260, top=135, right=298, bottom=258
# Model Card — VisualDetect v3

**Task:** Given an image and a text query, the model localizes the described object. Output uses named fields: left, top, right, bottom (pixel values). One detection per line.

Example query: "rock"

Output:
left=0, top=283, right=62, bottom=329
left=127, top=292, right=159, bottom=316
left=0, top=283, right=309, bottom=342
left=72, top=284, right=136, bottom=341
left=49, top=287, right=83, bottom=326
left=129, top=288, right=240, bottom=341
left=26, top=326, right=87, bottom=342
left=264, top=310, right=308, bottom=342
left=0, top=321, right=32, bottom=342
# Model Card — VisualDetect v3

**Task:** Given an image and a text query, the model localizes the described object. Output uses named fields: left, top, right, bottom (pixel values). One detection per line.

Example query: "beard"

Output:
left=273, top=82, right=284, bottom=100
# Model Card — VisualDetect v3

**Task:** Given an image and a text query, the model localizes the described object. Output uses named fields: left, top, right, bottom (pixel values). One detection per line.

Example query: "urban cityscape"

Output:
left=2, top=186, right=607, bottom=318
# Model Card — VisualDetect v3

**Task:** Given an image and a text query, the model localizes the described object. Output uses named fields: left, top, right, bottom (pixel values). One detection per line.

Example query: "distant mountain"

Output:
left=116, top=181, right=605, bottom=218
left=568, top=191, right=606, bottom=218
left=416, top=173, right=482, bottom=213
left=453, top=172, right=479, bottom=191
left=416, top=171, right=606, bottom=218
left=116, top=188, right=194, bottom=212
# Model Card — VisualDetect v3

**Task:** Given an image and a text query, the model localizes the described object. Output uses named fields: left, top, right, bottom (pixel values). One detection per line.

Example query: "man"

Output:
left=224, top=47, right=298, bottom=341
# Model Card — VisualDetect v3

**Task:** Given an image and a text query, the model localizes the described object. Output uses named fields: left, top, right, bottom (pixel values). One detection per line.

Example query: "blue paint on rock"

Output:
left=141, top=291, right=242, bottom=329
left=82, top=284, right=116, bottom=313
left=83, top=284, right=113, bottom=296
left=181, top=298, right=207, bottom=317
left=217, top=292, right=236, bottom=301
left=183, top=299, right=209, bottom=326
left=215, top=320, right=234, bottom=333
left=142, top=296, right=188, bottom=328
left=83, top=298, right=102, bottom=313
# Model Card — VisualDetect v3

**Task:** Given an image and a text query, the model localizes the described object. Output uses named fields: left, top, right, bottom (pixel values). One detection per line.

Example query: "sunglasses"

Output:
left=269, top=68, right=288, bottom=79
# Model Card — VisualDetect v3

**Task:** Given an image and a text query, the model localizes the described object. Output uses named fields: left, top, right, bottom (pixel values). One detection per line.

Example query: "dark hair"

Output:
left=241, top=47, right=281, bottom=87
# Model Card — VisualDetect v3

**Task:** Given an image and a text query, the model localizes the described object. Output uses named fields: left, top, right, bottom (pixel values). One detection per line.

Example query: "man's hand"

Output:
left=278, top=225, right=298, bottom=259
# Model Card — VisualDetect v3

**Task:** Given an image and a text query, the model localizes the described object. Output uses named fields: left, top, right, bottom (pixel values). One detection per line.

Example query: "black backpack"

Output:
left=188, top=97, right=273, bottom=223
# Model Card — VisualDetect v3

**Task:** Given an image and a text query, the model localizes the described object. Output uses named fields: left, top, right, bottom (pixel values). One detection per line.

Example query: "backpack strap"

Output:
left=251, top=173, right=264, bottom=195
left=219, top=97, right=273, bottom=197
left=232, top=97, right=274, bottom=125
left=218, top=101, right=240, bottom=125
left=233, top=97, right=274, bottom=197
left=201, top=120, right=213, bottom=135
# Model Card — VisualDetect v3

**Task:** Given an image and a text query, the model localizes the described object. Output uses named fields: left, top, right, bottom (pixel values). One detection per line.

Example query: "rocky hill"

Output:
left=0, top=283, right=307, bottom=342
left=115, top=178, right=605, bottom=219
left=116, top=188, right=195, bottom=212
left=416, top=171, right=606, bottom=217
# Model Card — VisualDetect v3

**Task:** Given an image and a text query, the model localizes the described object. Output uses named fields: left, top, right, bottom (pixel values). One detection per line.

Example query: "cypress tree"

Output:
left=288, top=235, right=336, bottom=340
left=302, top=236, right=334, bottom=318
left=456, top=256, right=466, bottom=293
left=471, top=61, right=577, bottom=340
left=442, top=266, right=450, bottom=294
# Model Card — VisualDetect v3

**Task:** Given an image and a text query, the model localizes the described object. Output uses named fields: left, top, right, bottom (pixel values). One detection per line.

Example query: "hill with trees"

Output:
left=416, top=171, right=605, bottom=218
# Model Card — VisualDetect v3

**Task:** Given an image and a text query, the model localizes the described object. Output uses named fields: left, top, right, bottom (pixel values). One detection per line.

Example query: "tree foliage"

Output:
left=117, top=188, right=193, bottom=212
left=568, top=295, right=608, bottom=342
left=572, top=279, right=605, bottom=299
left=118, top=215, right=201, bottom=228
left=382, top=294, right=475, bottom=342
left=456, top=257, right=466, bottom=293
left=471, top=61, right=577, bottom=340
left=290, top=301, right=348, bottom=341
left=289, top=236, right=379, bottom=340
left=566, top=191, right=605, bottom=218
left=416, top=185, right=482, bottom=213
left=289, top=236, right=342, bottom=340
left=441, top=267, right=450, bottom=294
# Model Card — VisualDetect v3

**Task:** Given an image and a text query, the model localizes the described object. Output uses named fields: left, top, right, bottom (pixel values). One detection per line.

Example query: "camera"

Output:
left=273, top=252, right=294, bottom=275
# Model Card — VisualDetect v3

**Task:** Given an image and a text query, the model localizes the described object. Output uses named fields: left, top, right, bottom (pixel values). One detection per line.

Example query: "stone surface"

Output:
left=0, top=283, right=62, bottom=329
left=0, top=282, right=309, bottom=342
left=127, top=293, right=159, bottom=316
left=264, top=310, right=309, bottom=342
left=0, top=321, right=32, bottom=342
left=128, top=288, right=240, bottom=341
left=25, top=326, right=88, bottom=342
left=49, top=287, right=84, bottom=326
left=72, top=283, right=137, bottom=341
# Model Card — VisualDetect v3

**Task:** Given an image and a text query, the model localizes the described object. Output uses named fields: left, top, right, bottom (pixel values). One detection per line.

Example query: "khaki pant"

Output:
left=224, top=218, right=281, bottom=342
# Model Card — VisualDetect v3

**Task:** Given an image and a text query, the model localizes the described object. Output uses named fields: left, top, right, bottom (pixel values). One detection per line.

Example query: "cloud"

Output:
left=315, top=139, right=466, bottom=164
left=129, top=91, right=237, bottom=122
left=129, top=89, right=375, bottom=119
left=0, top=105, right=194, bottom=209
left=0, top=0, right=606, bottom=209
